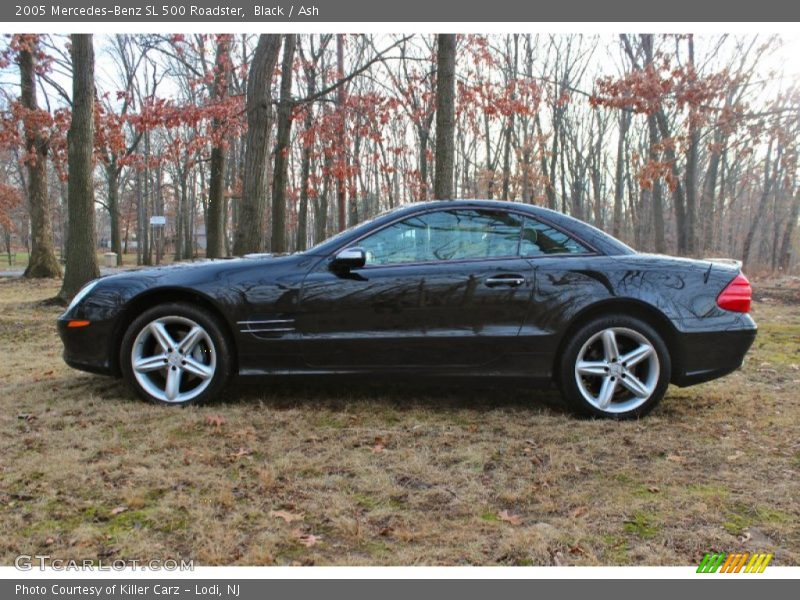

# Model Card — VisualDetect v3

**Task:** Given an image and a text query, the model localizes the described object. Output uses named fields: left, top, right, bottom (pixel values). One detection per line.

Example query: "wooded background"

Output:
left=1, top=33, right=798, bottom=300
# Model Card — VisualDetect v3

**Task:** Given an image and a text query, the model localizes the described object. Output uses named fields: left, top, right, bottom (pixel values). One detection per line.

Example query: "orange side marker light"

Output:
left=67, top=320, right=91, bottom=328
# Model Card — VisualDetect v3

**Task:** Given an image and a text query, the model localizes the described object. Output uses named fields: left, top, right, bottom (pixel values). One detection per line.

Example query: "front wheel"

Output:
left=120, top=303, right=232, bottom=406
left=558, top=315, right=671, bottom=419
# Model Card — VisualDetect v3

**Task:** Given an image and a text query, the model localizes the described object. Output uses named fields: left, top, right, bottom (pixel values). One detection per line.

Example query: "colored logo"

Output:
left=697, top=552, right=773, bottom=573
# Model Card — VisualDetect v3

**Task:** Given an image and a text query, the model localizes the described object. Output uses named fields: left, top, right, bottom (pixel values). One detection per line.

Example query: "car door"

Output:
left=297, top=208, right=536, bottom=370
left=517, top=215, right=600, bottom=379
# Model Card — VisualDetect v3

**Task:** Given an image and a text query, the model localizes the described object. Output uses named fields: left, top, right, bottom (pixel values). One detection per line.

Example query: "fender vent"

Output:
left=237, top=318, right=296, bottom=337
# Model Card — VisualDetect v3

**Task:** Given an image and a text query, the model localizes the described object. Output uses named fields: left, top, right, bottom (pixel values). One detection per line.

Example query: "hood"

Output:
left=96, top=253, right=312, bottom=289
left=108, top=254, right=291, bottom=275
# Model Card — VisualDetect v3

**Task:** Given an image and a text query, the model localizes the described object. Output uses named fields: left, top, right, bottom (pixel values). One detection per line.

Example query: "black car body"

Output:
left=58, top=200, right=756, bottom=417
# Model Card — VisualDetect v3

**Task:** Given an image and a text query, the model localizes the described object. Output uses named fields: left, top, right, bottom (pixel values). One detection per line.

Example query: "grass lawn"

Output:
left=0, top=276, right=797, bottom=566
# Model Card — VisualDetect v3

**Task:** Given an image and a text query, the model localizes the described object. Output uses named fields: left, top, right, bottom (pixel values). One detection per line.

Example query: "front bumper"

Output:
left=57, top=317, right=119, bottom=376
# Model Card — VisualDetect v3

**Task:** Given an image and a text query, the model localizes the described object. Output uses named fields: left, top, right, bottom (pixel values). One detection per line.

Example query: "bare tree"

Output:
left=270, top=34, right=296, bottom=253
left=58, top=34, right=99, bottom=301
left=206, top=35, right=232, bottom=258
left=19, top=39, right=61, bottom=278
left=434, top=34, right=456, bottom=200
left=232, top=34, right=282, bottom=255
left=335, top=34, right=347, bottom=231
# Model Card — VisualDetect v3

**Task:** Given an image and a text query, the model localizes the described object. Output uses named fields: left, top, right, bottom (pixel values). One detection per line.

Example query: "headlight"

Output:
left=66, top=280, right=100, bottom=313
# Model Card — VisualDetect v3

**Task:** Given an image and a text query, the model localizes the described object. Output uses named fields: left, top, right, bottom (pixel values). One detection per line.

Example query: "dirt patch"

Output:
left=751, top=275, right=800, bottom=305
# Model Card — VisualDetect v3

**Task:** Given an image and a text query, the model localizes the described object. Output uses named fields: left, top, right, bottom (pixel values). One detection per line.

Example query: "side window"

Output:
left=520, top=217, right=589, bottom=256
left=359, top=209, right=524, bottom=266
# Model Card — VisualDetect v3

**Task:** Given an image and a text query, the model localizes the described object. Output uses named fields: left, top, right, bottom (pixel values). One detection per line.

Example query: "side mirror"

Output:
left=331, top=247, right=366, bottom=271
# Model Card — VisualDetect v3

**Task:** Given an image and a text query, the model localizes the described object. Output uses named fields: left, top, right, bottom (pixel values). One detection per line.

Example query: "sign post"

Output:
left=149, top=215, right=166, bottom=265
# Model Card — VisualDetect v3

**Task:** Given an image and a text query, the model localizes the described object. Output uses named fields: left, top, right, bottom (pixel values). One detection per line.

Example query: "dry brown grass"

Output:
left=0, top=276, right=798, bottom=566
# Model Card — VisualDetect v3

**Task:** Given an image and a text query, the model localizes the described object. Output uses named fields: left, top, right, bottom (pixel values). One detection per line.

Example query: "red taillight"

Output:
left=717, top=273, right=752, bottom=313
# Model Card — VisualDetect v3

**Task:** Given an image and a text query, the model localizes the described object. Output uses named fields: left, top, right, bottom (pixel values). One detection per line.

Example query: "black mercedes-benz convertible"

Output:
left=58, top=200, right=756, bottom=418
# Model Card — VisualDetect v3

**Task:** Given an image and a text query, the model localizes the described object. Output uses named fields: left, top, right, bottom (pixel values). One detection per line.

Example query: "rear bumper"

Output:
left=672, top=320, right=757, bottom=387
left=57, top=317, right=119, bottom=377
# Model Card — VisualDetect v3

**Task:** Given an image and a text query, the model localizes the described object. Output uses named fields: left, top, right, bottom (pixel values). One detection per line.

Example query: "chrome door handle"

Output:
left=484, top=275, right=526, bottom=288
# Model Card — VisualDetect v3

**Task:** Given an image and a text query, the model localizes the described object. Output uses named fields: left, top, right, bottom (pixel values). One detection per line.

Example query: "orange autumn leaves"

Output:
left=269, top=510, right=320, bottom=548
left=0, top=182, right=22, bottom=230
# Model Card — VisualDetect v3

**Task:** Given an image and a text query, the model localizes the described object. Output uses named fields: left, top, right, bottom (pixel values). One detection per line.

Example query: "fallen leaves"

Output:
left=269, top=509, right=320, bottom=548
left=371, top=436, right=387, bottom=453
left=497, top=510, right=523, bottom=526
left=204, top=414, right=226, bottom=430
left=229, top=447, right=253, bottom=460
left=291, top=529, right=320, bottom=547
left=269, top=509, right=304, bottom=523
left=570, top=506, right=589, bottom=519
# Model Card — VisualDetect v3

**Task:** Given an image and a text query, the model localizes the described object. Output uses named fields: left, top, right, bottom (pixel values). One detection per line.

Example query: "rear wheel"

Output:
left=120, top=303, right=232, bottom=406
left=558, top=315, right=670, bottom=419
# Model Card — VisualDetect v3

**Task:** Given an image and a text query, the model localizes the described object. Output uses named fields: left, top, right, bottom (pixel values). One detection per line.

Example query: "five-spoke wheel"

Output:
left=121, top=303, right=231, bottom=406
left=559, top=315, right=670, bottom=419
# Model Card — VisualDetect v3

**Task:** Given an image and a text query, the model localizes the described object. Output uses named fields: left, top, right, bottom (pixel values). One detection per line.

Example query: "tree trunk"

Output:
left=590, top=111, right=604, bottom=227
left=174, top=168, right=188, bottom=261
left=742, top=140, right=777, bottom=268
left=315, top=153, right=333, bottom=244
left=154, top=163, right=165, bottom=265
left=538, top=111, right=558, bottom=210
left=58, top=34, right=100, bottom=301
left=501, top=35, right=518, bottom=202
left=233, top=34, right=282, bottom=255
left=206, top=35, right=232, bottom=258
left=418, top=127, right=430, bottom=200
left=434, top=34, right=456, bottom=200
left=647, top=114, right=667, bottom=254
left=185, top=170, right=195, bottom=259
left=654, top=105, right=688, bottom=254
left=612, top=111, right=630, bottom=238
left=640, top=34, right=686, bottom=254
left=296, top=54, right=317, bottom=252
left=714, top=151, right=729, bottom=252
left=684, top=35, right=699, bottom=255
left=335, top=34, right=347, bottom=231
left=700, top=137, right=723, bottom=254
left=778, top=191, right=799, bottom=271
left=106, top=161, right=123, bottom=265
left=135, top=170, right=143, bottom=265
left=205, top=142, right=226, bottom=256
left=19, top=42, right=61, bottom=278
left=270, top=34, right=296, bottom=253
left=141, top=132, right=151, bottom=265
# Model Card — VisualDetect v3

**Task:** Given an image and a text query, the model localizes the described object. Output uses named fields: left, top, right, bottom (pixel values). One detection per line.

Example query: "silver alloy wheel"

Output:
left=574, top=327, right=659, bottom=414
left=131, top=316, right=216, bottom=403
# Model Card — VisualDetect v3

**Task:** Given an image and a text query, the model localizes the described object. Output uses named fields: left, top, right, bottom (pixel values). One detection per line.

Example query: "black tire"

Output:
left=120, top=302, right=232, bottom=406
left=558, top=314, right=671, bottom=419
